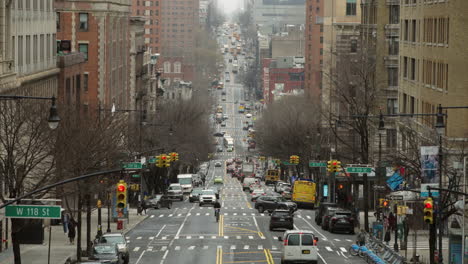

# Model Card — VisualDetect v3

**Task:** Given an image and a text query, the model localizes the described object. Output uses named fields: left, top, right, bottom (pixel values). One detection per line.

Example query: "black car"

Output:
left=329, top=210, right=355, bottom=234
left=315, top=202, right=338, bottom=225
left=269, top=209, right=294, bottom=231
left=189, top=188, right=204, bottom=202
left=255, top=196, right=297, bottom=213
left=90, top=243, right=124, bottom=264
left=213, top=132, right=224, bottom=137
left=321, top=207, right=341, bottom=230
left=143, top=195, right=172, bottom=209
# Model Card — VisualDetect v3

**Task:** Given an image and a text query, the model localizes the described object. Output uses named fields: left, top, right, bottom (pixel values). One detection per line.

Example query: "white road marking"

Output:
left=326, top=247, right=333, bottom=251
left=233, top=213, right=237, bottom=216
left=159, top=214, right=164, bottom=218
left=243, top=213, right=246, bottom=216
left=334, top=239, right=340, bottom=242
left=171, top=204, right=195, bottom=247
left=137, top=237, right=142, bottom=240
left=230, top=245, right=236, bottom=250
left=177, top=213, right=182, bottom=217
left=299, top=218, right=328, bottom=241
left=307, top=215, right=311, bottom=219
left=236, top=236, right=241, bottom=239
left=168, top=214, right=173, bottom=217
left=149, top=237, right=154, bottom=240
left=161, top=236, right=167, bottom=240
left=340, top=247, right=347, bottom=252
left=160, top=250, right=169, bottom=264
left=205, top=213, right=210, bottom=216
left=199, top=236, right=204, bottom=239
left=212, top=236, right=217, bottom=239
left=273, top=236, right=278, bottom=240
left=318, top=252, right=329, bottom=264
left=196, top=213, right=200, bottom=216
left=258, top=245, right=263, bottom=250
left=203, top=245, right=209, bottom=249
left=272, top=246, right=278, bottom=250
left=248, top=236, right=254, bottom=239
left=187, top=236, right=192, bottom=239
left=135, top=250, right=146, bottom=264
left=187, top=213, right=191, bottom=216
left=260, top=213, right=265, bottom=216
left=175, top=246, right=180, bottom=250
left=188, top=246, right=195, bottom=250
left=244, top=245, right=250, bottom=250
left=133, top=247, right=140, bottom=252
left=150, top=215, right=155, bottom=218
left=161, top=246, right=167, bottom=251
left=346, top=239, right=353, bottom=242
left=224, top=236, right=229, bottom=239
left=175, top=236, right=179, bottom=239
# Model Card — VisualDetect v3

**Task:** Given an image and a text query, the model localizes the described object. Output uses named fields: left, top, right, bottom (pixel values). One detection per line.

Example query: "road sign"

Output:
left=388, top=195, right=404, bottom=201
left=5, top=205, right=61, bottom=219
left=132, top=174, right=140, bottom=178
left=345, top=167, right=373, bottom=173
left=148, top=158, right=156, bottom=163
left=122, top=162, right=142, bottom=169
left=373, top=185, right=386, bottom=190
left=309, top=162, right=326, bottom=167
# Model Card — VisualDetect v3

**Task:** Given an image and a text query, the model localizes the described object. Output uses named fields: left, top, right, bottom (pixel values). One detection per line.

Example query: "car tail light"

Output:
left=284, top=239, right=288, bottom=246
left=331, top=217, right=337, bottom=223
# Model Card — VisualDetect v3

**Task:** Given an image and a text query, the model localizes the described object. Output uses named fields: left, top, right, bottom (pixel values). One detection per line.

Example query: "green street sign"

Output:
left=6, top=205, right=61, bottom=219
left=282, top=161, right=294, bottom=166
left=122, top=162, right=143, bottom=169
left=149, top=158, right=156, bottom=163
left=309, top=162, right=326, bottom=167
left=132, top=174, right=140, bottom=178
left=345, top=167, right=373, bottom=173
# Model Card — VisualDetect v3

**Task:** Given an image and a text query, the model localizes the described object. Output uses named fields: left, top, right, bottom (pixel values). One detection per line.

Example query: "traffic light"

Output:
left=289, top=155, right=299, bottom=164
left=169, top=152, right=179, bottom=162
left=327, top=160, right=334, bottom=172
left=424, top=197, right=434, bottom=224
left=116, top=180, right=127, bottom=209
left=382, top=200, right=389, bottom=208
left=334, top=160, right=342, bottom=172
left=295, top=156, right=300, bottom=164
left=174, top=152, right=179, bottom=161
left=156, top=155, right=163, bottom=168
left=338, top=184, right=344, bottom=190
left=161, top=154, right=170, bottom=167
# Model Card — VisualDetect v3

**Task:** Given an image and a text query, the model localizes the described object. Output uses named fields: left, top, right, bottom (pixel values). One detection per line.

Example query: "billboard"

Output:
left=420, top=146, right=439, bottom=197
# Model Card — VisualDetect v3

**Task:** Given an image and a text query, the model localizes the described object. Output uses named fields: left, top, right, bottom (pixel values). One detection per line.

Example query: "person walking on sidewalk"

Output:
left=357, top=229, right=366, bottom=246
left=67, top=218, right=76, bottom=244
left=62, top=212, right=69, bottom=233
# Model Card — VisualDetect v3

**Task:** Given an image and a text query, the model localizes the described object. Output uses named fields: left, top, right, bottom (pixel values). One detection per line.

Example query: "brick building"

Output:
left=131, top=0, right=161, bottom=54
left=159, top=0, right=199, bottom=84
left=304, top=0, right=324, bottom=102
left=57, top=52, right=86, bottom=107
left=55, top=0, right=132, bottom=112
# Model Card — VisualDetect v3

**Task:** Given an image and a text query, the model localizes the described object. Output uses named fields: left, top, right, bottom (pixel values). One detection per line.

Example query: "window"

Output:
left=411, top=20, right=416, bottom=42
left=404, top=20, right=409, bottom=41
left=386, top=129, right=397, bottom=148
left=302, top=235, right=314, bottom=246
left=388, top=37, right=399, bottom=55
left=403, top=57, right=408, bottom=78
left=350, top=39, right=357, bottom=53
left=78, top=43, right=88, bottom=60
left=33, top=35, right=38, bottom=63
left=46, top=34, right=50, bottom=60
left=286, top=234, right=300, bottom=246
left=320, top=37, right=323, bottom=44
left=163, top=61, right=171, bottom=73
left=402, top=93, right=407, bottom=113
left=79, top=13, right=88, bottom=31
left=40, top=34, right=44, bottom=62
left=410, top=96, right=415, bottom=114
left=346, top=0, right=356, bottom=16
left=388, top=68, right=398, bottom=87
left=56, top=12, right=61, bottom=31
left=387, top=99, right=398, bottom=115
left=410, top=58, right=416, bottom=80
left=389, top=5, right=399, bottom=24
left=84, top=73, right=88, bottom=91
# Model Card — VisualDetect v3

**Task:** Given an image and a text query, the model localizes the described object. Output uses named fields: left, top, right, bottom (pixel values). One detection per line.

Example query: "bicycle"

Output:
left=215, top=208, right=220, bottom=222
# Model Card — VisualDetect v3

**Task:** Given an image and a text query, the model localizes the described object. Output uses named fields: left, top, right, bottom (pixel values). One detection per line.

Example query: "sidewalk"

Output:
left=0, top=207, right=147, bottom=264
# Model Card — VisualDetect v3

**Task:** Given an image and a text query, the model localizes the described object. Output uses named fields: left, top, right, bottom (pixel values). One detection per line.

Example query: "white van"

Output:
left=278, top=230, right=319, bottom=264
left=177, top=174, right=193, bottom=193
left=242, top=177, right=257, bottom=191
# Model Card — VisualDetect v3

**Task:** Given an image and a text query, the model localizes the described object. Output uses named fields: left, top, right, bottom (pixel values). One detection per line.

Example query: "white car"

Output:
left=199, top=189, right=217, bottom=206
left=215, top=161, right=222, bottom=167
left=278, top=230, right=319, bottom=264
left=167, top=183, right=183, bottom=201
left=245, top=113, right=252, bottom=118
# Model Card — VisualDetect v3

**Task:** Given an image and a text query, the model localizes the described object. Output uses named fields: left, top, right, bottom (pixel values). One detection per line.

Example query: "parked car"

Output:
left=96, top=233, right=129, bottom=264
left=213, top=132, right=224, bottom=137
left=90, top=244, right=124, bottom=264
left=251, top=189, right=266, bottom=201
left=221, top=91, right=226, bottom=95
left=245, top=113, right=252, bottom=118
left=199, top=189, right=217, bottom=207
left=269, top=209, right=294, bottom=231
left=167, top=183, right=184, bottom=201
left=143, top=195, right=172, bottom=209
left=315, top=202, right=338, bottom=225
left=189, top=188, right=204, bottom=203
left=321, top=207, right=341, bottom=230
left=255, top=196, right=297, bottom=213
left=328, top=210, right=355, bottom=234
left=278, top=230, right=319, bottom=264
left=221, top=122, right=226, bottom=127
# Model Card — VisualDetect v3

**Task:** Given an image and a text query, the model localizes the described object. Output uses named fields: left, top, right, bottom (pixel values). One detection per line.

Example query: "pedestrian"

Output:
left=357, top=229, right=366, bottom=246
left=384, top=229, right=391, bottom=245
left=62, top=212, right=69, bottom=233
left=67, top=218, right=76, bottom=244
left=388, top=212, right=396, bottom=231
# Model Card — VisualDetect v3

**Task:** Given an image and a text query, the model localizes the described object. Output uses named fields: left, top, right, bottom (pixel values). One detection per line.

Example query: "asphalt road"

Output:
left=125, top=27, right=367, bottom=264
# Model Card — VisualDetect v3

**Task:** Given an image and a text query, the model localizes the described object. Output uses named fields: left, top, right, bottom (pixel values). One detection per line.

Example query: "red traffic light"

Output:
left=383, top=201, right=389, bottom=207
left=424, top=202, right=433, bottom=209
left=333, top=161, right=337, bottom=165
left=117, top=184, right=126, bottom=192
left=338, top=184, right=344, bottom=189
left=162, top=156, right=167, bottom=160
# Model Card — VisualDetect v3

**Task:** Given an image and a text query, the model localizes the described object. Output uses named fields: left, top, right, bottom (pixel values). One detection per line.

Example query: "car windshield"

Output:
left=94, top=245, right=116, bottom=254
left=179, top=178, right=192, bottom=185
left=155, top=195, right=162, bottom=200
left=99, top=235, right=125, bottom=244
left=169, top=185, right=181, bottom=190
left=202, top=190, right=215, bottom=195
left=192, top=189, right=203, bottom=194
left=274, top=197, right=287, bottom=202
left=273, top=211, right=290, bottom=217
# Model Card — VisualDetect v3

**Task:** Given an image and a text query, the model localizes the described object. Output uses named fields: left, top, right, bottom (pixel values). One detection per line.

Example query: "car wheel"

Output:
left=269, top=226, right=273, bottom=231
left=180, top=197, right=183, bottom=201
left=155, top=203, right=160, bottom=209
left=200, top=203, right=204, bottom=207
left=329, top=227, right=334, bottom=233
left=350, top=230, right=355, bottom=235
left=258, top=205, right=264, bottom=213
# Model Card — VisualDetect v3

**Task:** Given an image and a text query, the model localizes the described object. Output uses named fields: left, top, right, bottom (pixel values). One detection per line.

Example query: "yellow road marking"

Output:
left=246, top=201, right=252, bottom=209
left=217, top=247, right=223, bottom=264
left=264, top=249, right=274, bottom=264
left=223, top=261, right=268, bottom=263
left=224, top=225, right=259, bottom=234
left=219, top=215, right=224, bottom=236
left=258, top=232, right=264, bottom=238
left=223, top=251, right=265, bottom=255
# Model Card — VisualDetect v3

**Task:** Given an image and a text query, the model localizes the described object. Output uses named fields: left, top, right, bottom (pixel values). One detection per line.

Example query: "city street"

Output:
left=125, top=33, right=367, bottom=263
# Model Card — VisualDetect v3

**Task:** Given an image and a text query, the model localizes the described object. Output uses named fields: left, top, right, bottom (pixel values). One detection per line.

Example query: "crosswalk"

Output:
left=150, top=212, right=279, bottom=218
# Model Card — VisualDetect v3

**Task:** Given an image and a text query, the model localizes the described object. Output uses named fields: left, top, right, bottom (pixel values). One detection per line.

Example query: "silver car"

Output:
left=98, top=233, right=129, bottom=264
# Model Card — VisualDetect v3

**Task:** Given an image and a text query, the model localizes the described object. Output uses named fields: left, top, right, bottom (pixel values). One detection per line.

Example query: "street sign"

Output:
left=5, top=205, right=61, bottom=219
left=122, top=162, right=143, bottom=169
left=148, top=157, right=156, bottom=163
left=132, top=174, right=140, bottom=178
left=388, top=195, right=404, bottom=201
left=373, top=185, right=386, bottom=190
left=309, top=162, right=326, bottom=167
left=345, top=167, right=373, bottom=173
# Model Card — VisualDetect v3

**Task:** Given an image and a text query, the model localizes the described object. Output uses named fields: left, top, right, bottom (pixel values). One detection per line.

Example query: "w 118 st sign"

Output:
left=345, top=167, right=373, bottom=173
left=5, top=205, right=62, bottom=219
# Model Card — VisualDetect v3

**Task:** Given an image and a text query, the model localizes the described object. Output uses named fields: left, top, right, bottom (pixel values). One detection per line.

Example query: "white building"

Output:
left=252, top=0, right=306, bottom=32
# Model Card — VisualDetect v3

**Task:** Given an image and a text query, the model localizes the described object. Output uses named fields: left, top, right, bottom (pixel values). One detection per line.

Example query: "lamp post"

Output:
left=107, top=190, right=111, bottom=233
left=377, top=112, right=385, bottom=216
left=435, top=104, right=445, bottom=263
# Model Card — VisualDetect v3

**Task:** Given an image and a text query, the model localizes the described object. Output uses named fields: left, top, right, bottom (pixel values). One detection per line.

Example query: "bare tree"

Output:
left=0, top=100, right=57, bottom=264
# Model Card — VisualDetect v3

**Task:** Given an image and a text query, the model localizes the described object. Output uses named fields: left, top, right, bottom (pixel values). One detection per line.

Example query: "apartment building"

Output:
left=9, top=0, right=59, bottom=97
left=131, top=0, right=161, bottom=54
left=304, top=0, right=324, bottom=102
left=0, top=2, right=16, bottom=94
left=399, top=0, right=468, bottom=139
left=159, top=0, right=199, bottom=84
left=55, top=0, right=132, bottom=111
left=252, top=0, right=306, bottom=30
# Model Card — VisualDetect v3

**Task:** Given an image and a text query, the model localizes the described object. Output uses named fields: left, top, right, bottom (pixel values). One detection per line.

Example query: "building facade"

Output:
left=252, top=0, right=306, bottom=30
left=262, top=57, right=304, bottom=104
left=56, top=0, right=132, bottom=111
left=304, top=0, right=324, bottom=102
left=271, top=25, right=305, bottom=58
left=57, top=52, right=86, bottom=107
left=399, top=0, right=468, bottom=140
left=9, top=0, right=59, bottom=97
left=0, top=1, right=17, bottom=94
left=131, top=0, right=161, bottom=54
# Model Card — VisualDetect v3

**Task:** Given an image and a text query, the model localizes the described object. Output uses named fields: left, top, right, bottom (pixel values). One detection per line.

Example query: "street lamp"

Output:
left=435, top=104, right=445, bottom=263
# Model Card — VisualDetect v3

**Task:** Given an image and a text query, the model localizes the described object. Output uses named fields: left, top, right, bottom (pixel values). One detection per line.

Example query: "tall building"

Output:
left=399, top=1, right=468, bottom=139
left=131, top=0, right=161, bottom=54
left=9, top=0, right=59, bottom=97
left=253, top=0, right=306, bottom=32
left=0, top=2, right=17, bottom=94
left=304, top=0, right=324, bottom=102
left=160, top=0, right=199, bottom=84
left=55, top=0, right=132, bottom=111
